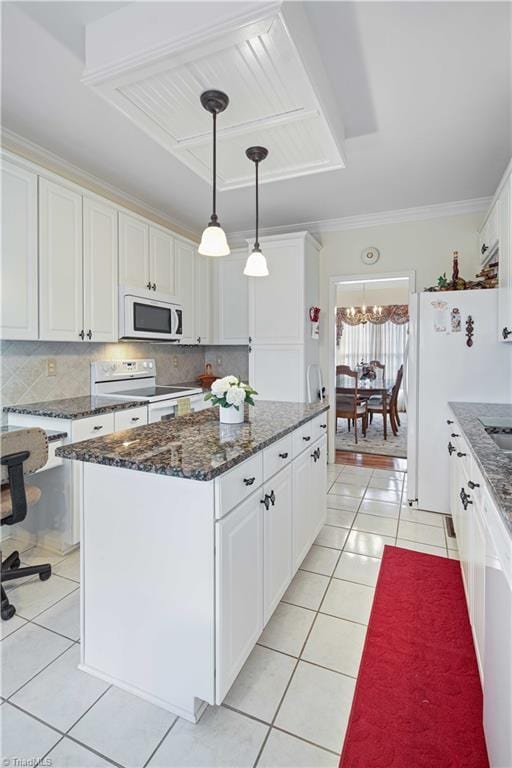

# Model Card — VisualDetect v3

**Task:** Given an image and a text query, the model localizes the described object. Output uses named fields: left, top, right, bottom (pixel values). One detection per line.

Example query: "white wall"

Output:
left=319, top=210, right=483, bottom=381
left=336, top=279, right=410, bottom=307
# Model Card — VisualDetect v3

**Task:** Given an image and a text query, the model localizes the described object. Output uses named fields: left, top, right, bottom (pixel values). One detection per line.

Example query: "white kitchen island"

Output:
left=56, top=402, right=328, bottom=722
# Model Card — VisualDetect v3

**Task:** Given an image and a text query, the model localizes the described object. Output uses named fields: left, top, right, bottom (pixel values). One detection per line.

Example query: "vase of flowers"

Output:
left=204, top=376, right=257, bottom=424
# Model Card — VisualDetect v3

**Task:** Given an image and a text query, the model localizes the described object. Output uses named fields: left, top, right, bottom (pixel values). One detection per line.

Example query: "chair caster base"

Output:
left=1, top=602, right=16, bottom=621
left=39, top=567, right=51, bottom=581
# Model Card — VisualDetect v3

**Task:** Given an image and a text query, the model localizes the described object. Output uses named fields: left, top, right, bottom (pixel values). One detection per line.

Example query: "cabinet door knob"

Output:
left=447, top=419, right=454, bottom=425
left=152, top=283, right=157, bottom=291
left=260, top=495, right=270, bottom=510
left=197, top=337, right=201, bottom=344
left=243, top=477, right=255, bottom=486
left=93, top=425, right=103, bottom=431
left=79, top=330, right=85, bottom=340
left=481, top=243, right=488, bottom=255
left=448, top=442, right=455, bottom=455
left=320, top=424, right=327, bottom=429
left=468, top=480, right=480, bottom=489
left=131, top=417, right=140, bottom=422
left=146, top=282, right=152, bottom=290
left=303, top=436, right=311, bottom=442
left=457, top=451, right=467, bottom=458
left=269, top=490, right=276, bottom=506
left=502, top=327, right=512, bottom=339
left=451, top=433, right=460, bottom=438
left=279, top=452, right=288, bottom=459
left=86, top=330, right=92, bottom=340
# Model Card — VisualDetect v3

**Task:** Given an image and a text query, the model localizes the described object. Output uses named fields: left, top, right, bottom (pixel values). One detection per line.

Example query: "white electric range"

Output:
left=91, top=359, right=207, bottom=423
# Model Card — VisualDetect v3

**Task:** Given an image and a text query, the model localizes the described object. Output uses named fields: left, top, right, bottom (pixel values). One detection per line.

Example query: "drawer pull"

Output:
left=503, top=327, right=512, bottom=340
left=302, top=436, right=311, bottom=442
left=457, top=451, right=467, bottom=458
left=320, top=423, right=327, bottom=429
left=447, top=419, right=454, bottom=425
left=451, top=433, right=460, bottom=438
left=448, top=442, right=456, bottom=455
left=260, top=495, right=270, bottom=510
left=131, top=417, right=140, bottom=422
left=279, top=452, right=288, bottom=459
left=243, top=477, right=256, bottom=486
left=269, top=490, right=276, bottom=506
left=93, top=425, right=103, bottom=431
left=460, top=487, right=473, bottom=510
left=468, top=480, right=480, bottom=490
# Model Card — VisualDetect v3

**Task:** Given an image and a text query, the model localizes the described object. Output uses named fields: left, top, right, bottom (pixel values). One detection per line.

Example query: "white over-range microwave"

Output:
left=119, top=289, right=183, bottom=341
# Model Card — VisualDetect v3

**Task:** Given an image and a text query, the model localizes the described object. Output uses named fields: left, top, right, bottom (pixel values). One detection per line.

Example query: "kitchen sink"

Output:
left=486, top=431, right=512, bottom=454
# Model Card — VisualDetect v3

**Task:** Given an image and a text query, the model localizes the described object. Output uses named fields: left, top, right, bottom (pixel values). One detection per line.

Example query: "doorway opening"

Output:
left=328, top=272, right=415, bottom=469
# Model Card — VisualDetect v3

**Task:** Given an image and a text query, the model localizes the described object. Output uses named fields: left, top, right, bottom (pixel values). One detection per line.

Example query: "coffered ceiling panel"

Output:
left=84, top=7, right=346, bottom=189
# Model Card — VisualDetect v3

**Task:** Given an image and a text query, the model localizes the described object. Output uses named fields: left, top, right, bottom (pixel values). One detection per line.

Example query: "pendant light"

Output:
left=244, top=146, right=269, bottom=277
left=198, top=90, right=230, bottom=257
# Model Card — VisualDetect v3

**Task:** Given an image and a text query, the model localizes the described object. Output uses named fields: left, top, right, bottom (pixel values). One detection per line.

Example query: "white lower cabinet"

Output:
left=215, top=421, right=327, bottom=703
left=215, top=490, right=264, bottom=703
left=448, top=411, right=512, bottom=766
left=263, top=465, right=293, bottom=623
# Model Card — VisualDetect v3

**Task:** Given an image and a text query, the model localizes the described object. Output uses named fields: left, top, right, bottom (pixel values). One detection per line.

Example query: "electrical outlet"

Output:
left=173, top=355, right=179, bottom=368
left=47, top=358, right=57, bottom=377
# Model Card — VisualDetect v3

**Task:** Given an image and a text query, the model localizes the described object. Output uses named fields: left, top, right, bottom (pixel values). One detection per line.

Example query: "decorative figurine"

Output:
left=465, top=315, right=474, bottom=347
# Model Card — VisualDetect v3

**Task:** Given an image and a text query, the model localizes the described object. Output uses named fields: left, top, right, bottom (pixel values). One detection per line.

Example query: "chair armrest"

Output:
left=1, top=451, right=29, bottom=525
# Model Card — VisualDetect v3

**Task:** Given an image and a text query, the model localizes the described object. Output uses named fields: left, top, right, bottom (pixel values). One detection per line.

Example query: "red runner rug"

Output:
left=339, top=546, right=489, bottom=768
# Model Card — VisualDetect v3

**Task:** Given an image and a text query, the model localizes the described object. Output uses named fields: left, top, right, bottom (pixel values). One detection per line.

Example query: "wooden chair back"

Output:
left=336, top=365, right=359, bottom=417
left=389, top=365, right=403, bottom=411
left=369, top=360, right=386, bottom=386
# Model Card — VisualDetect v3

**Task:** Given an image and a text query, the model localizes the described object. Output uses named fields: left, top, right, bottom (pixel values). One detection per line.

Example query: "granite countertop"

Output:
left=449, top=402, right=512, bottom=533
left=3, top=396, right=148, bottom=420
left=55, top=401, right=329, bottom=481
left=1, top=425, right=68, bottom=442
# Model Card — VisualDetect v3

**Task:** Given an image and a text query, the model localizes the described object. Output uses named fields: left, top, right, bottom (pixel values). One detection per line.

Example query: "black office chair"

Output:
left=1, top=428, right=52, bottom=620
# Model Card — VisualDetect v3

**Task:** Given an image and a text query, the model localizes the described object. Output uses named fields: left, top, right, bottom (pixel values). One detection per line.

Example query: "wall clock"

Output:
left=361, top=247, right=380, bottom=265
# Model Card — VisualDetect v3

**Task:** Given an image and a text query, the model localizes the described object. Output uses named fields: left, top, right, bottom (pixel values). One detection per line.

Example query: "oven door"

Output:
left=148, top=400, right=178, bottom=423
left=122, top=294, right=181, bottom=341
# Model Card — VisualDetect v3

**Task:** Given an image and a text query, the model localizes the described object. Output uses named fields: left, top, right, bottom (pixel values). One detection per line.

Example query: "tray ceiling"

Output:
left=83, top=7, right=346, bottom=190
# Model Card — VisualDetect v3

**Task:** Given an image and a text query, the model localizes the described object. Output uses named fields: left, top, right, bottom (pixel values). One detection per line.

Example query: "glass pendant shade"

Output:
left=243, top=246, right=269, bottom=277
left=199, top=221, right=230, bottom=257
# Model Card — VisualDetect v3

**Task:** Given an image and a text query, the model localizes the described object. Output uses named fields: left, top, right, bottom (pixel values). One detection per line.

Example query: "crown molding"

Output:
left=82, top=1, right=281, bottom=85
left=228, top=196, right=491, bottom=246
left=0, top=127, right=200, bottom=241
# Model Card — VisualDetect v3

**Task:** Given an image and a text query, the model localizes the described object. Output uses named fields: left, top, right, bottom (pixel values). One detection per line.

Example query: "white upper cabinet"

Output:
left=83, top=197, right=118, bottom=342
left=39, top=178, right=83, bottom=341
left=498, top=175, right=512, bottom=341
left=195, top=252, right=212, bottom=344
left=175, top=239, right=196, bottom=343
left=0, top=160, right=38, bottom=340
left=150, top=225, right=176, bottom=295
left=119, top=212, right=150, bottom=290
left=249, top=238, right=305, bottom=345
left=213, top=250, right=249, bottom=345
left=479, top=201, right=500, bottom=264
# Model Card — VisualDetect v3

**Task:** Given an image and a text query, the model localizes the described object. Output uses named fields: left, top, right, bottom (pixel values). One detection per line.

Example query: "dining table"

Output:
left=336, top=377, right=392, bottom=440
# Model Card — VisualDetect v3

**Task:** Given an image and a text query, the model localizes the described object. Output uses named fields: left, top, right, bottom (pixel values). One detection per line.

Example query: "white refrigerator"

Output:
left=406, top=289, right=511, bottom=513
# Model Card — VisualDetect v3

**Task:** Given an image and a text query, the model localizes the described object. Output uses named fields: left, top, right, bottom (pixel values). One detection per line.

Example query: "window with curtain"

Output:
left=336, top=317, right=408, bottom=386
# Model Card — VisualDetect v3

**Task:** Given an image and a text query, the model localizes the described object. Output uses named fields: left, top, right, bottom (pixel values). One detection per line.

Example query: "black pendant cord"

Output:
left=254, top=159, right=259, bottom=250
left=211, top=111, right=217, bottom=223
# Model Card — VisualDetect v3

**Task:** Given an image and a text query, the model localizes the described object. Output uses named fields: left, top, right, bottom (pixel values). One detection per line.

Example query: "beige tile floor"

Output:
left=0, top=464, right=458, bottom=768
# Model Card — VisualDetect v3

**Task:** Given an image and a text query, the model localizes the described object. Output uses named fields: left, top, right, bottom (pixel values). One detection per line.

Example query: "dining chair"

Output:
left=335, top=365, right=368, bottom=444
left=369, top=360, right=386, bottom=387
left=368, top=365, right=404, bottom=437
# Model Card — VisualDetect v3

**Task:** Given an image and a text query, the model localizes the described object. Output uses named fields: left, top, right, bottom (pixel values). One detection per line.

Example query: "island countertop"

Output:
left=449, top=402, right=512, bottom=534
left=55, top=401, right=329, bottom=481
